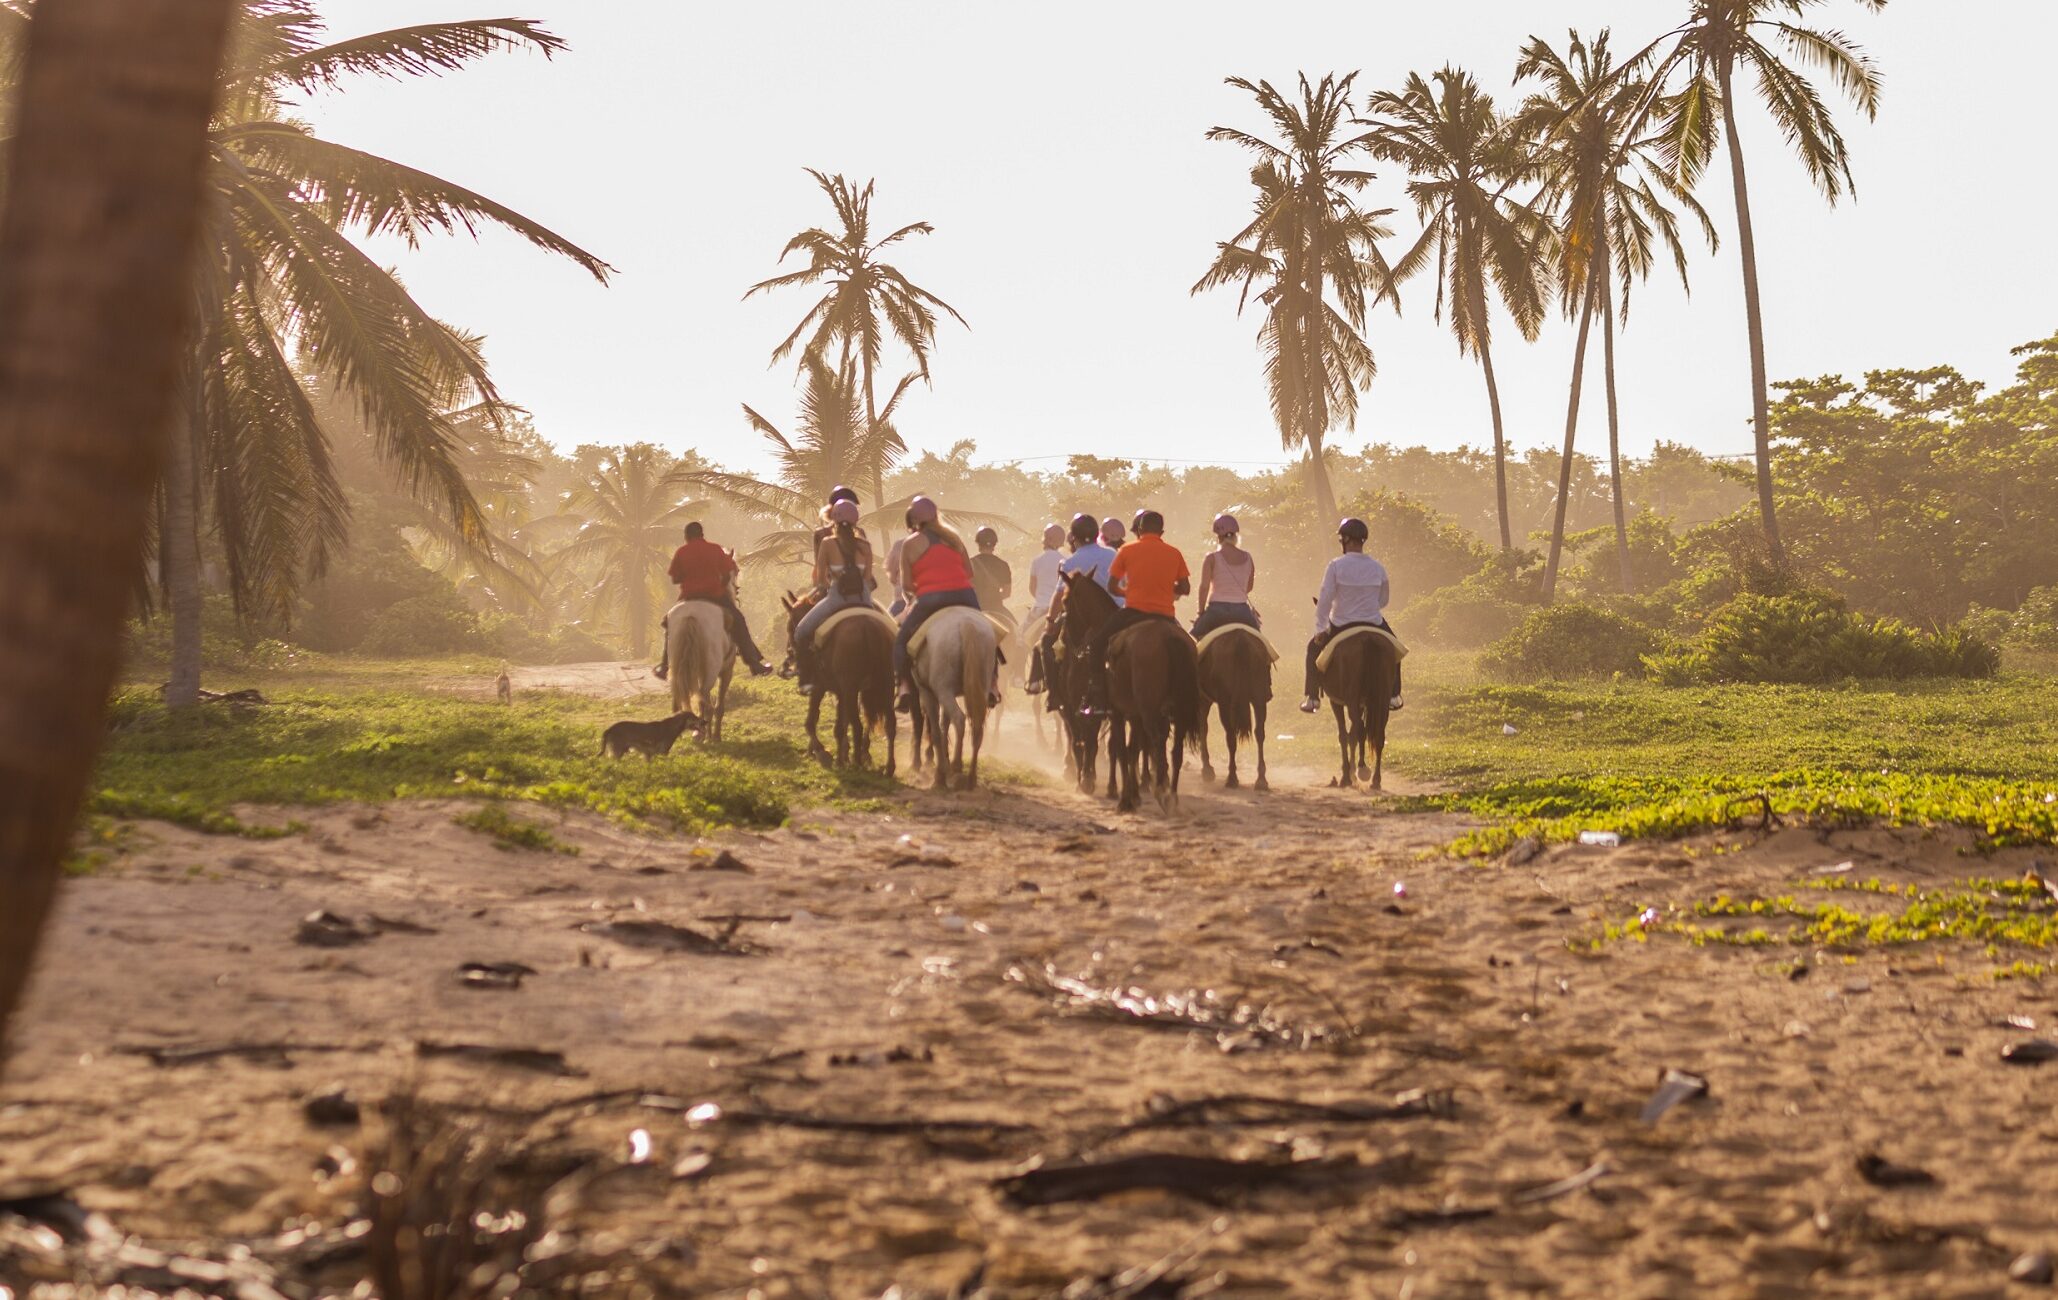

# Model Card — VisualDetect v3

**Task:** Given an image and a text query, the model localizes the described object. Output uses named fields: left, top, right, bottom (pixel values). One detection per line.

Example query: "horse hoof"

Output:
left=1253, top=778, right=1269, bottom=793
left=1357, top=765, right=1372, bottom=781
left=1224, top=774, right=1240, bottom=790
left=1200, top=767, right=1217, bottom=785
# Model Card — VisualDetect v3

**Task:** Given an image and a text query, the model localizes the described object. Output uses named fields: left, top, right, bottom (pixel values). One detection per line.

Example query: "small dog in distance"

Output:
left=495, top=664, right=512, bottom=705
left=598, top=711, right=705, bottom=759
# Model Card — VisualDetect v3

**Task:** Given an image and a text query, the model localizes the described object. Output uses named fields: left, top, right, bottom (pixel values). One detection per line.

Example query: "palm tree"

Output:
left=1628, top=0, right=1885, bottom=565
left=552, top=445, right=702, bottom=658
left=1194, top=73, right=1399, bottom=523
left=1361, top=67, right=1549, bottom=553
left=1516, top=30, right=1717, bottom=601
left=686, top=353, right=913, bottom=566
left=0, top=2, right=614, bottom=705
left=0, top=0, right=237, bottom=1063
left=745, top=170, right=966, bottom=503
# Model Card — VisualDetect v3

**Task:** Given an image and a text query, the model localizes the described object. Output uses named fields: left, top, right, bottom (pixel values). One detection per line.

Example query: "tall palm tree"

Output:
left=745, top=170, right=966, bottom=503
left=553, top=445, right=700, bottom=657
left=0, top=0, right=237, bottom=1065
left=1628, top=0, right=1885, bottom=565
left=0, top=2, right=615, bottom=705
left=686, top=353, right=913, bottom=566
left=1194, top=73, right=1399, bottom=523
left=1517, top=30, right=1717, bottom=601
left=1361, top=67, right=1549, bottom=553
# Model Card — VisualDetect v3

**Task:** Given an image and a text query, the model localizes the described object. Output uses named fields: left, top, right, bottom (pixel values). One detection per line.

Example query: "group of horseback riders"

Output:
left=657, top=485, right=1405, bottom=721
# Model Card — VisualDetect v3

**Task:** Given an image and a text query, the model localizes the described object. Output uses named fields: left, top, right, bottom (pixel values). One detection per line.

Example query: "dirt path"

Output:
left=6, top=726, right=2058, bottom=1295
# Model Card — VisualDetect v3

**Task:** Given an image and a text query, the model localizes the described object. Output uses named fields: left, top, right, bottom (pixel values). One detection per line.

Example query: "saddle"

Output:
left=906, top=606, right=1008, bottom=658
left=1315, top=623, right=1408, bottom=673
left=814, top=605, right=897, bottom=641
left=1195, top=623, right=1279, bottom=663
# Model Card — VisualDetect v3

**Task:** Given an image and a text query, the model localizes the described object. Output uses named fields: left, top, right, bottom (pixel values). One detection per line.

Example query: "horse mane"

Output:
left=1061, top=571, right=1118, bottom=629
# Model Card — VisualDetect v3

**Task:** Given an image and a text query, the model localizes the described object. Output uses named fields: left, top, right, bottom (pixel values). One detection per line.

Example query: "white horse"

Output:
left=910, top=606, right=997, bottom=791
left=665, top=600, right=737, bottom=742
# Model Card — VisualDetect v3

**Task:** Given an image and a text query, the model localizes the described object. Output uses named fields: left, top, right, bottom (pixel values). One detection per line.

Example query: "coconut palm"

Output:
left=685, top=353, right=914, bottom=567
left=0, top=0, right=237, bottom=1063
left=552, top=445, right=701, bottom=657
left=1361, top=67, right=1550, bottom=553
left=745, top=170, right=965, bottom=502
left=1627, top=0, right=1885, bottom=565
left=0, top=2, right=615, bottom=705
left=1194, top=73, right=1400, bottom=523
left=1516, top=30, right=1717, bottom=601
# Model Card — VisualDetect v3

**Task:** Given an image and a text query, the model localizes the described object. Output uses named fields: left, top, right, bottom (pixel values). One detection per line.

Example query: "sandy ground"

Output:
left=6, top=704, right=2058, bottom=1297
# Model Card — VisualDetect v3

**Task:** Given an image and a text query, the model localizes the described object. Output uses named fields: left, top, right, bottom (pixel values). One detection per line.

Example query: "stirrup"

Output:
left=1389, top=695, right=1405, bottom=712
left=1298, top=696, right=1320, bottom=713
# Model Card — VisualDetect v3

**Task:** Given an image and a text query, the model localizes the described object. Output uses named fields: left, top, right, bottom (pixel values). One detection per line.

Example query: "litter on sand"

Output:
left=1577, top=831, right=1621, bottom=847
left=1510, top=1160, right=1608, bottom=1205
left=1639, top=1069, right=1710, bottom=1124
left=994, top=1152, right=1375, bottom=1207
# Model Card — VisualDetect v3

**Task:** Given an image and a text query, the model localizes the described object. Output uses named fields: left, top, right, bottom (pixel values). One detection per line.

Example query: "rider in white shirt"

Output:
left=1027, top=522, right=1066, bottom=617
left=1301, top=516, right=1402, bottom=714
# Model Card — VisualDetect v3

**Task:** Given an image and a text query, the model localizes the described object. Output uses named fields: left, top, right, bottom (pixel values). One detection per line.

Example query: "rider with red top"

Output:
left=892, top=495, right=997, bottom=714
left=656, top=522, right=773, bottom=678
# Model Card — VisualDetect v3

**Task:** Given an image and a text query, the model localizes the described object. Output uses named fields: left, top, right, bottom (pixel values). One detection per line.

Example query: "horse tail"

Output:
left=670, top=610, right=698, bottom=715
left=860, top=621, right=893, bottom=737
left=1168, top=634, right=1205, bottom=753
left=961, top=618, right=993, bottom=737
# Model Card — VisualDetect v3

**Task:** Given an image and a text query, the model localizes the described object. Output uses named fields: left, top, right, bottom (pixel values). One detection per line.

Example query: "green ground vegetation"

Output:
left=94, top=662, right=909, bottom=837
left=1273, top=652, right=2058, bottom=854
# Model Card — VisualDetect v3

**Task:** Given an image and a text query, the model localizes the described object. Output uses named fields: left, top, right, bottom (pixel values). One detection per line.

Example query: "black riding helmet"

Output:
left=1133, top=509, right=1165, bottom=535
left=1337, top=517, right=1370, bottom=543
left=828, top=485, right=859, bottom=506
left=1068, top=513, right=1098, bottom=543
left=975, top=526, right=999, bottom=548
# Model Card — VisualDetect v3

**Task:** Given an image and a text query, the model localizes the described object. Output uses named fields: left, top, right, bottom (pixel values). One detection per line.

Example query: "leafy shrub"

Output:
left=1567, top=511, right=1687, bottom=597
left=1480, top=604, right=1660, bottom=681
left=1972, top=586, right=2058, bottom=653
left=1411, top=551, right=1540, bottom=647
left=1342, top=488, right=1491, bottom=610
left=124, top=595, right=310, bottom=671
left=360, top=592, right=482, bottom=657
left=1646, top=591, right=1999, bottom=684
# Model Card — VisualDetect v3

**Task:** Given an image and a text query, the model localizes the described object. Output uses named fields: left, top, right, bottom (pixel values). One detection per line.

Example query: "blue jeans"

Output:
left=1190, top=601, right=1261, bottom=639
left=894, top=588, right=980, bottom=680
left=796, top=589, right=870, bottom=647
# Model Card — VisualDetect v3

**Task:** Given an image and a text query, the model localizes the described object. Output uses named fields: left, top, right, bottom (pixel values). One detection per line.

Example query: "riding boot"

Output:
left=793, top=638, right=814, bottom=693
left=895, top=674, right=916, bottom=714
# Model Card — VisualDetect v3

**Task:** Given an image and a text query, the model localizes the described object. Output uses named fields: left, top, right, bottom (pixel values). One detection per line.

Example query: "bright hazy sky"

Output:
left=308, top=1, right=2049, bottom=478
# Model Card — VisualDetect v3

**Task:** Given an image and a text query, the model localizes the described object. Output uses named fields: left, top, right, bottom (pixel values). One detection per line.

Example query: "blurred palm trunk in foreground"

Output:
left=0, top=0, right=236, bottom=1071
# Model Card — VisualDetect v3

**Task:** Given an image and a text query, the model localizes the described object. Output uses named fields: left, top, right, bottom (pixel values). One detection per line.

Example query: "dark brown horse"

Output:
left=782, top=593, right=896, bottom=776
left=1050, top=573, right=1120, bottom=799
left=1197, top=627, right=1271, bottom=791
left=1107, top=618, right=1204, bottom=814
left=1318, top=630, right=1400, bottom=791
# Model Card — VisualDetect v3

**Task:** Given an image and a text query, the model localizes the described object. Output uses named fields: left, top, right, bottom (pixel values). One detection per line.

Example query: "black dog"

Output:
left=597, top=711, right=705, bottom=759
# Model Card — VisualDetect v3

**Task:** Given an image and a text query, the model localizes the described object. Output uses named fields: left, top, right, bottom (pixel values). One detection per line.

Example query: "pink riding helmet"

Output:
left=908, top=495, right=939, bottom=525
left=1212, top=513, right=1239, bottom=536
left=828, top=499, right=861, bottom=525
left=1100, top=517, right=1126, bottom=544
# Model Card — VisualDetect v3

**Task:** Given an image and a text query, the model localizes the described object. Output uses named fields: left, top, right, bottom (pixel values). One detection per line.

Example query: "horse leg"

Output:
left=1331, top=702, right=1354, bottom=790
left=714, top=666, right=733, bottom=744
left=1253, top=699, right=1269, bottom=793
left=967, top=698, right=983, bottom=792
left=805, top=690, right=830, bottom=767
left=1355, top=704, right=1372, bottom=783
left=1105, top=718, right=1121, bottom=802
left=1153, top=721, right=1173, bottom=813
left=925, top=694, right=950, bottom=791
left=1199, top=705, right=1216, bottom=784
left=1223, top=719, right=1239, bottom=790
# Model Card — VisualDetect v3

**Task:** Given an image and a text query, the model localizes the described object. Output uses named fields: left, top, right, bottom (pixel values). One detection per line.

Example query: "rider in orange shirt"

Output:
left=1081, top=509, right=1189, bottom=714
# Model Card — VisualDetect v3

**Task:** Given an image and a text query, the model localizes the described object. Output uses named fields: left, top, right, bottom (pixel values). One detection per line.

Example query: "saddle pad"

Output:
left=815, top=605, right=897, bottom=640
left=1195, top=623, right=1280, bottom=664
left=906, top=606, right=998, bottom=659
left=1315, top=623, right=1409, bottom=673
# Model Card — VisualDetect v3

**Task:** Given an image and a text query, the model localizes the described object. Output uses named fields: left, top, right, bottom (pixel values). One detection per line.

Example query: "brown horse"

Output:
left=1107, top=618, right=1204, bottom=814
left=782, top=593, right=896, bottom=776
left=1197, top=627, right=1271, bottom=791
left=1318, top=630, right=1400, bottom=791
left=1050, top=573, right=1120, bottom=799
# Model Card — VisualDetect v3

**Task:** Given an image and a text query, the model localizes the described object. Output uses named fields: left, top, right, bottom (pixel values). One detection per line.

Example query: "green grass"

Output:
left=1271, top=653, right=2058, bottom=853
left=94, top=666, right=900, bottom=837
left=1582, top=876, right=2058, bottom=976
left=455, top=803, right=580, bottom=855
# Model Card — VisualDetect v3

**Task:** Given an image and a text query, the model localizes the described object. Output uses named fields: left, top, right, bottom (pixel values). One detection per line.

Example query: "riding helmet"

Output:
left=1068, top=513, right=1098, bottom=542
left=1100, top=517, right=1127, bottom=544
left=1043, top=522, right=1067, bottom=546
left=975, top=526, right=999, bottom=547
left=1133, top=510, right=1165, bottom=535
left=909, top=495, right=939, bottom=525
left=1337, top=517, right=1370, bottom=543
left=1212, top=512, right=1240, bottom=536
left=827, top=499, right=861, bottom=525
left=827, top=485, right=859, bottom=506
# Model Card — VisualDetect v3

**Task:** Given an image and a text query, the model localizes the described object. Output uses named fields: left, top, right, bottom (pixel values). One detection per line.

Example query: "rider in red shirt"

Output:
left=653, top=522, right=773, bottom=679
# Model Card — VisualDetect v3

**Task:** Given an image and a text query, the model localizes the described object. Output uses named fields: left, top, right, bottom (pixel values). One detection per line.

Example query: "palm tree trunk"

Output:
left=1602, top=270, right=1633, bottom=595
left=1542, top=286, right=1600, bottom=605
left=1304, top=437, right=1338, bottom=523
left=1469, top=279, right=1513, bottom=552
left=1719, top=57, right=1785, bottom=567
left=861, top=345, right=883, bottom=504
left=163, top=398, right=204, bottom=707
left=627, top=556, right=649, bottom=660
left=0, top=0, right=237, bottom=1068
